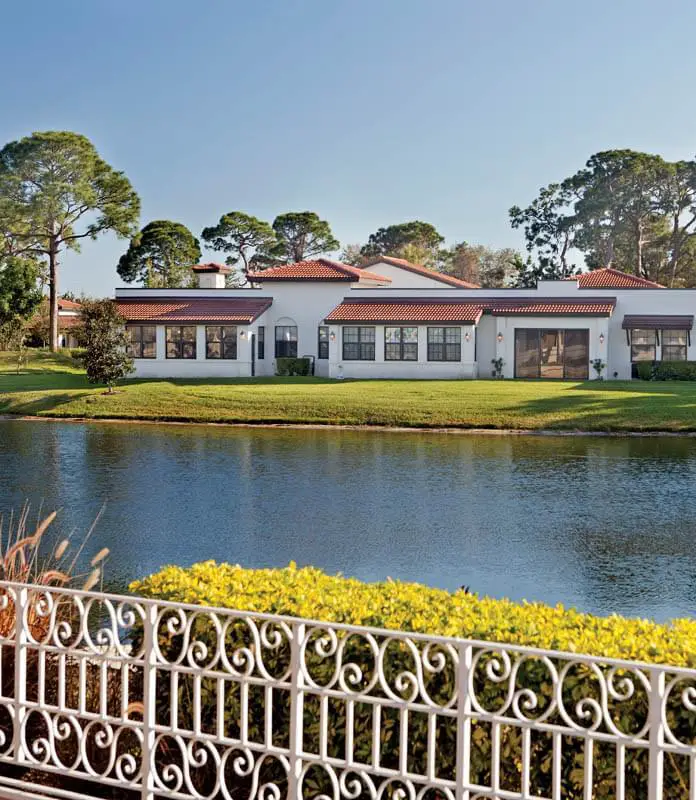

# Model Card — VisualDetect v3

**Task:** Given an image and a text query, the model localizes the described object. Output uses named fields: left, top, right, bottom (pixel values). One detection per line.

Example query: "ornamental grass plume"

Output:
left=0, top=503, right=110, bottom=639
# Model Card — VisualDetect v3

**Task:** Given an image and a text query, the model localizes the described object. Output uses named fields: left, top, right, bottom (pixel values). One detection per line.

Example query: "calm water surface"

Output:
left=1, top=419, right=695, bottom=622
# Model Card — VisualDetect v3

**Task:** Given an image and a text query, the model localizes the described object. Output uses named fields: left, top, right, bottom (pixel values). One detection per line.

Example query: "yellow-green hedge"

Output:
left=130, top=560, right=696, bottom=667
left=130, top=562, right=696, bottom=799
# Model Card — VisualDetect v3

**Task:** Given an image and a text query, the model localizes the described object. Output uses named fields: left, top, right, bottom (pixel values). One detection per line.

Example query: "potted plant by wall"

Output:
left=491, top=357, right=504, bottom=379
left=591, top=358, right=606, bottom=380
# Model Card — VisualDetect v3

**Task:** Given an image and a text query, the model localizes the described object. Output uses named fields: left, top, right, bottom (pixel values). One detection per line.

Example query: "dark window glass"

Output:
left=166, top=326, right=197, bottom=359
left=342, top=326, right=375, bottom=360
left=206, top=326, right=237, bottom=359
left=514, top=329, right=589, bottom=379
left=427, top=327, right=461, bottom=361
left=385, top=327, right=418, bottom=361
left=515, top=329, right=540, bottom=378
left=275, top=325, right=298, bottom=358
left=126, top=325, right=156, bottom=359
left=257, top=326, right=265, bottom=359
left=631, top=329, right=656, bottom=362
left=662, top=329, right=687, bottom=361
left=563, top=330, right=589, bottom=379
left=318, top=326, right=329, bottom=359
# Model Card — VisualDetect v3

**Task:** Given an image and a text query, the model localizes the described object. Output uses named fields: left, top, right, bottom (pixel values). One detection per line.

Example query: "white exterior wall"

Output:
left=327, top=324, right=477, bottom=379
left=129, top=313, right=269, bottom=378
left=363, top=261, right=459, bottom=288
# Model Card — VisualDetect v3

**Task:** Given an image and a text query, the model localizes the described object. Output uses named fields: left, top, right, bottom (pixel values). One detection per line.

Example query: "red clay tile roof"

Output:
left=325, top=296, right=616, bottom=323
left=325, top=299, right=485, bottom=324
left=248, top=258, right=390, bottom=283
left=116, top=297, right=272, bottom=323
left=58, top=298, right=81, bottom=310
left=361, top=256, right=480, bottom=288
left=191, top=263, right=233, bottom=274
left=567, top=268, right=664, bottom=288
left=486, top=298, right=616, bottom=316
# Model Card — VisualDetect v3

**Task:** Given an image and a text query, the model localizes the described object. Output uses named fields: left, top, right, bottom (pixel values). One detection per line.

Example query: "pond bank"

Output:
left=6, top=412, right=696, bottom=436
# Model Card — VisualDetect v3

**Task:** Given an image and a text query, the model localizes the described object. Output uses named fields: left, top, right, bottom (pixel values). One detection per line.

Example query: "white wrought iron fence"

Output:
left=0, top=581, right=692, bottom=799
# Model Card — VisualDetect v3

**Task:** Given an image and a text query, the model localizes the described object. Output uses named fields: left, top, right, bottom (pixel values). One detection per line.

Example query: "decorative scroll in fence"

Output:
left=0, top=582, right=693, bottom=799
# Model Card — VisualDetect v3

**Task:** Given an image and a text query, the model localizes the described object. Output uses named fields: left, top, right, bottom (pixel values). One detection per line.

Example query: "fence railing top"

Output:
left=2, top=578, right=695, bottom=678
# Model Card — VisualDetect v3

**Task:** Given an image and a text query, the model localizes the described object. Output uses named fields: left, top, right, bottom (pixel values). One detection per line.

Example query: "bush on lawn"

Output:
left=633, top=361, right=654, bottom=380
left=131, top=562, right=696, bottom=799
left=275, top=356, right=311, bottom=376
left=652, top=361, right=696, bottom=381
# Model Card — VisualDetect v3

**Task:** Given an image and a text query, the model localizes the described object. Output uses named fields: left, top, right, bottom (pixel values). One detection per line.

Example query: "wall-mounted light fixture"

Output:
left=497, top=332, right=504, bottom=343
left=464, top=331, right=471, bottom=342
left=330, top=332, right=336, bottom=342
left=239, top=330, right=247, bottom=339
left=599, top=332, right=605, bottom=344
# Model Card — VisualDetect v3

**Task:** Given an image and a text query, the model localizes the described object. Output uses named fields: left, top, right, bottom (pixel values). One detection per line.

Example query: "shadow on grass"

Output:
left=503, top=381, right=696, bottom=431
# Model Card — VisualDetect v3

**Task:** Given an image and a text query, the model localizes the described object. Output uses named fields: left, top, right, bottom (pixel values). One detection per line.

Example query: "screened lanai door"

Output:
left=514, top=329, right=589, bottom=379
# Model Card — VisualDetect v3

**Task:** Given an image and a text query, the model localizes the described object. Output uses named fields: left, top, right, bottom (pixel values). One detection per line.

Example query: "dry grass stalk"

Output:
left=0, top=503, right=110, bottom=640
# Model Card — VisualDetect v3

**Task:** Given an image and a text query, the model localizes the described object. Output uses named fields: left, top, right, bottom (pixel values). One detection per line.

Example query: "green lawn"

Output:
left=1, top=350, right=696, bottom=431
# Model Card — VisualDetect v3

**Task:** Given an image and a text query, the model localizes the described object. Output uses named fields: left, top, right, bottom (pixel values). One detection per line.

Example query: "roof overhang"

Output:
left=324, top=298, right=484, bottom=325
left=621, top=314, right=694, bottom=330
left=486, top=297, right=616, bottom=316
left=116, top=297, right=272, bottom=324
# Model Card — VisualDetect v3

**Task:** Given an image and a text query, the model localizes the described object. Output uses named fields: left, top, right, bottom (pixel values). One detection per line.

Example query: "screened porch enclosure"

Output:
left=514, top=328, right=590, bottom=379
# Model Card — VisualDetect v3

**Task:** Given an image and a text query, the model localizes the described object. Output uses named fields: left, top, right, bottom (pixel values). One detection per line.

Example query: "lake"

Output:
left=0, top=419, right=695, bottom=622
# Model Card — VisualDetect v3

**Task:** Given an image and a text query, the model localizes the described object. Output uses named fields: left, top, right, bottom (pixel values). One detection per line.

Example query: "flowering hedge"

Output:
left=130, top=561, right=696, bottom=666
left=131, top=562, right=696, bottom=798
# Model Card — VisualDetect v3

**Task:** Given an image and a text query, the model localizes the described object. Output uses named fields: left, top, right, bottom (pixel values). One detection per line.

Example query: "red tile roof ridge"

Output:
left=247, top=258, right=391, bottom=283
left=565, top=267, right=664, bottom=288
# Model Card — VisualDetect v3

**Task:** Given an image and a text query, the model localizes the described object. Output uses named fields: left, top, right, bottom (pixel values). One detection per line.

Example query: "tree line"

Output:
left=2, top=130, right=696, bottom=351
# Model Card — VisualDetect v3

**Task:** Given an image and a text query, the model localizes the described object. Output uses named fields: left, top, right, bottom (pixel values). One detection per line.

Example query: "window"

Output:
left=342, top=326, right=375, bottom=360
left=631, top=329, right=656, bottom=362
left=662, top=329, right=688, bottom=361
left=257, top=326, right=265, bottom=359
left=275, top=326, right=298, bottom=358
left=206, top=326, right=237, bottom=359
left=166, top=326, right=197, bottom=359
left=318, top=326, right=329, bottom=359
left=385, top=327, right=418, bottom=361
left=427, top=327, right=461, bottom=361
left=126, top=325, right=156, bottom=359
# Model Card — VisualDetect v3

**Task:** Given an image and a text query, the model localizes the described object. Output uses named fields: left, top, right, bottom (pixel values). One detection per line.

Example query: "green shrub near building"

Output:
left=634, top=360, right=696, bottom=380
left=275, top=356, right=312, bottom=376
left=131, top=562, right=696, bottom=799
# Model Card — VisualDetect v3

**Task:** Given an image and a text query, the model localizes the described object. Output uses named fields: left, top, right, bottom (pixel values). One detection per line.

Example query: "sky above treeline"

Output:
left=1, top=0, right=695, bottom=296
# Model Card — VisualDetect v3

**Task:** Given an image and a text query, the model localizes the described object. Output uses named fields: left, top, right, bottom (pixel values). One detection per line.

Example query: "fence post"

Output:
left=647, top=668, right=665, bottom=800
left=12, top=586, right=27, bottom=765
left=288, top=622, right=305, bottom=800
left=140, top=603, right=158, bottom=800
left=456, top=643, right=473, bottom=800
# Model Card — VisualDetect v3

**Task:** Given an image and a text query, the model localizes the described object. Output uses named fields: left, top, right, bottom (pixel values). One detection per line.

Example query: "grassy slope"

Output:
left=1, top=350, right=696, bottom=431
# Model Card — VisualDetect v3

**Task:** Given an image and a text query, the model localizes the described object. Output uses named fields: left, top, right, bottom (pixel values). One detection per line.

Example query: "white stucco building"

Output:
left=114, top=258, right=694, bottom=381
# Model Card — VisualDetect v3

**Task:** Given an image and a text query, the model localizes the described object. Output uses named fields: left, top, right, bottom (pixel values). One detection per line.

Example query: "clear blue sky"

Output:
left=1, top=0, right=694, bottom=296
